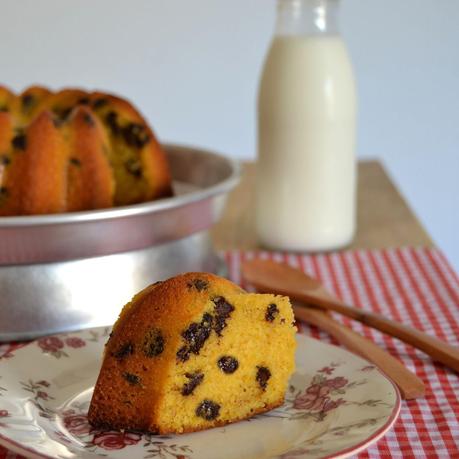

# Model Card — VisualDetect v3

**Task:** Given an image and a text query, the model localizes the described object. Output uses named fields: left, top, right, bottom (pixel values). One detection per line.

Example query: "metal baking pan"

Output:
left=0, top=144, right=240, bottom=341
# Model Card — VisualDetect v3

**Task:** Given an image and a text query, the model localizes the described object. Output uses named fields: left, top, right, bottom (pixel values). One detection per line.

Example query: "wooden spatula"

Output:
left=293, top=304, right=425, bottom=399
left=242, top=259, right=459, bottom=373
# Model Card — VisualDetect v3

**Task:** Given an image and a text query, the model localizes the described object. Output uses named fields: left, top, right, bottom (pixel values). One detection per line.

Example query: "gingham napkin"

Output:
left=1, top=247, right=458, bottom=458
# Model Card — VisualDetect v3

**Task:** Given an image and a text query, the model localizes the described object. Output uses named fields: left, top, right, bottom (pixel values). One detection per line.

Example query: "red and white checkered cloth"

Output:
left=1, top=247, right=458, bottom=458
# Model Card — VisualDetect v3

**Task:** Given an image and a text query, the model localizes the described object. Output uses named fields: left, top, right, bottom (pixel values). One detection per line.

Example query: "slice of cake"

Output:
left=88, top=272, right=296, bottom=434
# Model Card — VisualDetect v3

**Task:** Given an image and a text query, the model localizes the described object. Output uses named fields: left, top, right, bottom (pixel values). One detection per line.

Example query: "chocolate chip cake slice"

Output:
left=88, top=272, right=296, bottom=434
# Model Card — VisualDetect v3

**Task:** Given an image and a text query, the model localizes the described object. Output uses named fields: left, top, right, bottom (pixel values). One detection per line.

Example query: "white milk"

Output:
left=256, top=34, right=357, bottom=251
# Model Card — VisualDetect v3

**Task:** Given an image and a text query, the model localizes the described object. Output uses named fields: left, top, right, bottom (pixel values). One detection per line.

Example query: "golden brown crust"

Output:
left=36, top=88, right=89, bottom=118
left=90, top=91, right=145, bottom=122
left=141, top=127, right=173, bottom=200
left=19, top=111, right=69, bottom=215
left=88, top=273, right=239, bottom=431
left=0, top=86, right=14, bottom=112
left=1, top=110, right=68, bottom=215
left=66, top=106, right=114, bottom=211
left=16, top=86, right=52, bottom=124
left=0, top=112, right=13, bottom=155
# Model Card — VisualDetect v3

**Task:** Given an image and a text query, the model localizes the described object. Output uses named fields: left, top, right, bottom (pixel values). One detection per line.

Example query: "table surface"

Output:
left=212, top=160, right=434, bottom=251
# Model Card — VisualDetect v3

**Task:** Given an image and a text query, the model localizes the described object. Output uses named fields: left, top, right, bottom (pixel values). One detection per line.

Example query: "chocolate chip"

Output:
left=21, top=94, right=34, bottom=109
left=123, top=372, right=141, bottom=386
left=70, top=157, right=81, bottom=167
left=213, top=297, right=234, bottom=319
left=77, top=97, right=90, bottom=105
left=176, top=345, right=191, bottom=362
left=124, top=158, right=143, bottom=178
left=92, top=98, right=108, bottom=109
left=83, top=113, right=95, bottom=126
left=187, top=279, right=209, bottom=292
left=0, top=155, right=11, bottom=166
left=123, top=122, right=150, bottom=148
left=183, top=313, right=213, bottom=352
left=265, top=303, right=279, bottom=322
left=12, top=133, right=26, bottom=150
left=213, top=297, right=234, bottom=336
left=54, top=107, right=72, bottom=121
left=256, top=366, right=271, bottom=390
left=105, top=111, right=120, bottom=135
left=177, top=313, right=214, bottom=362
left=112, top=342, right=134, bottom=360
left=195, top=400, right=220, bottom=421
left=143, top=328, right=165, bottom=358
left=218, top=356, right=239, bottom=374
left=181, top=371, right=204, bottom=396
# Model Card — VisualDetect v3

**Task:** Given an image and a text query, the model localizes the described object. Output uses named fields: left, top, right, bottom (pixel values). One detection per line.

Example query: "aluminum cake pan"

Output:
left=0, top=144, right=240, bottom=265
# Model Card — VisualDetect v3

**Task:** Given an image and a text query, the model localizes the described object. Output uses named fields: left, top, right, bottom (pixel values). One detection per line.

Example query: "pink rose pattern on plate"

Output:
left=0, top=330, right=105, bottom=361
left=92, top=431, right=142, bottom=450
left=63, top=409, right=92, bottom=436
left=262, top=362, right=389, bottom=427
left=38, top=336, right=64, bottom=353
left=291, top=374, right=347, bottom=421
left=37, top=336, right=88, bottom=358
left=65, top=337, right=86, bottom=349
left=31, top=329, right=109, bottom=359
left=60, top=406, right=191, bottom=457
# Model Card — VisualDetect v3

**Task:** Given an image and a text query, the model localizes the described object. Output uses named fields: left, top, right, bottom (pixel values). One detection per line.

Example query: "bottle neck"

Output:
left=275, top=0, right=340, bottom=37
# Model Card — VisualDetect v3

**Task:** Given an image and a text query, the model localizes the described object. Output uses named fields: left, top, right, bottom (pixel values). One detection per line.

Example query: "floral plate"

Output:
left=0, top=327, right=400, bottom=459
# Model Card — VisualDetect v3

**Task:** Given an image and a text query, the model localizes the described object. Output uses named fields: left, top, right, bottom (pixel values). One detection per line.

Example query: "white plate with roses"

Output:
left=0, top=327, right=400, bottom=459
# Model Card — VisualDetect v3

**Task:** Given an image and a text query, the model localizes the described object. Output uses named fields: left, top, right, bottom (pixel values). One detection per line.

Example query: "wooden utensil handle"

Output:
left=301, top=292, right=459, bottom=373
left=293, top=305, right=425, bottom=400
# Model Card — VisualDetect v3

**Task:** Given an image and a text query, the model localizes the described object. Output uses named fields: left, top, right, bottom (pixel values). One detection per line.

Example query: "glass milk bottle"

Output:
left=256, top=0, right=357, bottom=251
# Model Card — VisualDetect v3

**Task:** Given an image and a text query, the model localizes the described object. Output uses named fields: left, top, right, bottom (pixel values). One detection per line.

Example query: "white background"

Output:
left=1, top=0, right=458, bottom=270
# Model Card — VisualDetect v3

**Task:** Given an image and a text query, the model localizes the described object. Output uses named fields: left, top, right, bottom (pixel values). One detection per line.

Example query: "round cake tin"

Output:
left=0, top=144, right=240, bottom=341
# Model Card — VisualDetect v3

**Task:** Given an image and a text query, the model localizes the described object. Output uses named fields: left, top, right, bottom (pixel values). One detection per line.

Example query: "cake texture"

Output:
left=88, top=272, right=296, bottom=434
left=0, top=85, right=172, bottom=215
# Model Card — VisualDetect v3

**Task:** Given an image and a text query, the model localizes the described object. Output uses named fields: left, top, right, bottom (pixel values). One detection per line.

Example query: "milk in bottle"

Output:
left=256, top=0, right=357, bottom=251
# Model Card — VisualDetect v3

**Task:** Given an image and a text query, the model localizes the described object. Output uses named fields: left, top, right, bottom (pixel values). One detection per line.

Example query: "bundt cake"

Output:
left=88, top=272, right=296, bottom=434
left=0, top=85, right=172, bottom=216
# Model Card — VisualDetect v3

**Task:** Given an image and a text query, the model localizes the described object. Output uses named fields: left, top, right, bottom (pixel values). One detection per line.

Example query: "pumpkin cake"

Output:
left=0, top=85, right=172, bottom=215
left=88, top=272, right=296, bottom=434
